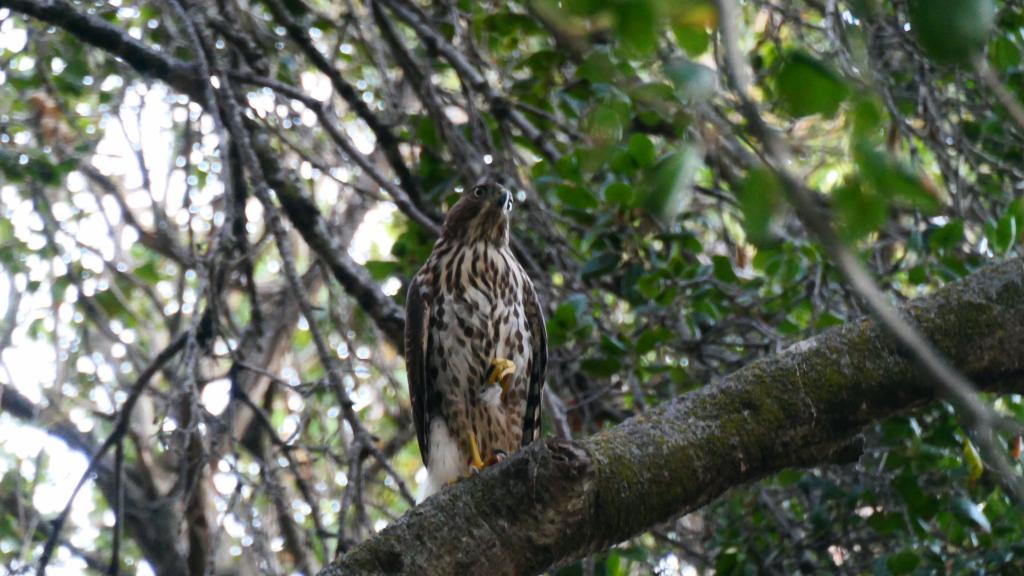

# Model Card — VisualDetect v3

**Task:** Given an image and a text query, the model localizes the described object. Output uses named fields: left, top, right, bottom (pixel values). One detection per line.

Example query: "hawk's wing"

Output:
left=521, top=280, right=547, bottom=446
left=405, top=274, right=433, bottom=465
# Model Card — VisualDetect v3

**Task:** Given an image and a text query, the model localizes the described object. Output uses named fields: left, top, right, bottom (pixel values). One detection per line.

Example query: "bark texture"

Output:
left=322, top=258, right=1024, bottom=576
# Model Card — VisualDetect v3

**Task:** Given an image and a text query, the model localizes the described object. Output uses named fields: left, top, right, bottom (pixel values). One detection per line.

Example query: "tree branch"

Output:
left=37, top=332, right=189, bottom=574
left=2, top=0, right=407, bottom=349
left=713, top=0, right=1024, bottom=500
left=321, top=258, right=1024, bottom=576
left=260, top=0, right=424, bottom=207
left=378, top=0, right=561, bottom=162
left=0, top=383, right=190, bottom=575
left=0, top=0, right=203, bottom=99
left=251, top=132, right=407, bottom=349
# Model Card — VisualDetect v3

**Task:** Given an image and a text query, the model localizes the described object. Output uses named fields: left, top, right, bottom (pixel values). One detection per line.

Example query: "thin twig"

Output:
left=378, top=0, right=561, bottom=162
left=714, top=0, right=1024, bottom=501
left=974, top=57, right=1024, bottom=133
left=37, top=333, right=189, bottom=575
left=230, top=69, right=441, bottom=235
left=198, top=5, right=418, bottom=531
left=106, top=438, right=124, bottom=576
left=261, top=0, right=423, bottom=203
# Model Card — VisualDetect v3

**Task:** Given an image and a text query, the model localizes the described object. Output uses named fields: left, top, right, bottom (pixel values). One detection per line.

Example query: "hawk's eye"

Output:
left=472, top=186, right=485, bottom=198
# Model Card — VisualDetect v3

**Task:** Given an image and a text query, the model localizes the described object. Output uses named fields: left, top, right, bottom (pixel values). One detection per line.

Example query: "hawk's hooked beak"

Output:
left=496, top=189, right=513, bottom=213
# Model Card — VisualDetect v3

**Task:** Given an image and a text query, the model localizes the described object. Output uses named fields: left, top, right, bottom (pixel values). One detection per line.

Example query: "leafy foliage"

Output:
left=0, top=0, right=1022, bottom=574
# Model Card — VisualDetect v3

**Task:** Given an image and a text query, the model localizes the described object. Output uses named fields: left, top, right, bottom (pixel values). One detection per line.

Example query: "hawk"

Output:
left=405, top=181, right=547, bottom=499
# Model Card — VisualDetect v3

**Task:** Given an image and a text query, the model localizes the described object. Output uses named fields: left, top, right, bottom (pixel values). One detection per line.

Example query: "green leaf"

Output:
left=604, top=182, right=634, bottom=206
left=986, top=209, right=1018, bottom=255
left=815, top=312, right=845, bottom=329
left=636, top=327, right=672, bottom=354
left=628, top=134, right=657, bottom=168
left=886, top=551, right=921, bottom=575
left=775, top=51, right=849, bottom=118
left=664, top=59, right=717, bottom=104
left=715, top=550, right=741, bottom=574
left=93, top=289, right=124, bottom=318
left=552, top=305, right=577, bottom=327
left=519, top=50, right=564, bottom=77
left=581, top=252, right=620, bottom=280
left=414, top=115, right=440, bottom=148
left=556, top=184, right=599, bottom=210
left=907, top=265, right=928, bottom=285
left=851, top=97, right=885, bottom=139
left=134, top=261, right=161, bottom=284
left=833, top=178, right=888, bottom=240
left=482, top=12, right=544, bottom=37
left=635, top=274, right=661, bottom=299
left=952, top=497, right=992, bottom=533
left=604, top=551, right=623, bottom=576
left=988, top=35, right=1021, bottom=72
left=600, top=335, right=628, bottom=356
left=365, top=260, right=401, bottom=281
left=628, top=82, right=675, bottom=104
left=552, top=294, right=589, bottom=331
left=894, top=472, right=940, bottom=520
left=550, top=294, right=588, bottom=345
left=672, top=24, right=710, bottom=56
left=711, top=255, right=738, bottom=282
left=638, top=145, right=702, bottom=224
left=855, top=141, right=942, bottom=213
left=909, top=0, right=996, bottom=65
left=578, top=50, right=617, bottom=84
left=614, top=0, right=658, bottom=55
left=963, top=438, right=984, bottom=485
left=928, top=220, right=964, bottom=251
left=585, top=103, right=626, bottom=146
left=738, top=168, right=783, bottom=244
left=1010, top=197, right=1024, bottom=232
left=847, top=0, right=880, bottom=19
left=581, top=356, right=621, bottom=377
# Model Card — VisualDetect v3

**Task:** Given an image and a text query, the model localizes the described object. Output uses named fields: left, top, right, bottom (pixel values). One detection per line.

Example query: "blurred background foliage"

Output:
left=1, top=0, right=1023, bottom=574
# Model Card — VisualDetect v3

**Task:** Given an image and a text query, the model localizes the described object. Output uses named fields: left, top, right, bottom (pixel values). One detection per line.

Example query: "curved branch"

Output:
left=377, top=0, right=561, bottom=162
left=0, top=0, right=203, bottom=99
left=252, top=132, right=407, bottom=348
left=2, top=0, right=407, bottom=349
left=321, top=258, right=1024, bottom=576
left=260, top=0, right=425, bottom=208
left=0, top=383, right=190, bottom=575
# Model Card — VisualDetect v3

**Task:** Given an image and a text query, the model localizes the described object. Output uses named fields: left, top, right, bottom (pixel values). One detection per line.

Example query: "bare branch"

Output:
left=0, top=0, right=203, bottom=99
left=1, top=381, right=191, bottom=575
left=974, top=57, right=1024, bottom=133
left=37, top=332, right=189, bottom=575
left=260, top=0, right=424, bottom=206
left=377, top=0, right=561, bottom=162
left=2, top=0, right=408, bottom=350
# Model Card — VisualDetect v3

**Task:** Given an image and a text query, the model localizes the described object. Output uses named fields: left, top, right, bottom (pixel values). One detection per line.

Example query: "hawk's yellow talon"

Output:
left=485, top=449, right=508, bottom=466
left=486, top=358, right=517, bottom=402
left=467, top=430, right=486, bottom=471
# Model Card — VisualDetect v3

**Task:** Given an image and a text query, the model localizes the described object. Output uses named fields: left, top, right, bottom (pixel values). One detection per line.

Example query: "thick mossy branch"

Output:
left=322, top=259, right=1024, bottom=576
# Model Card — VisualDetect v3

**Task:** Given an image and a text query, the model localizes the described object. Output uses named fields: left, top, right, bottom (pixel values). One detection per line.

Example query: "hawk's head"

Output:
left=441, top=181, right=514, bottom=245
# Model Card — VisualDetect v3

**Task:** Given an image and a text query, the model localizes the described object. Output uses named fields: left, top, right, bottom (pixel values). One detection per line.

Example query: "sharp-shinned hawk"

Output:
left=405, top=181, right=547, bottom=498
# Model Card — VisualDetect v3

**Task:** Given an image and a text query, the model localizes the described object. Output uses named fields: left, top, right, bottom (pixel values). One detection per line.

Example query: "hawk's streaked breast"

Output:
left=405, top=182, right=547, bottom=500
